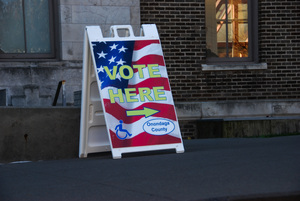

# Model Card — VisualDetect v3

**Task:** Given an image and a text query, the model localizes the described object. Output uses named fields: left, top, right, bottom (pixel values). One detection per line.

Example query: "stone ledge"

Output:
left=175, top=99, right=300, bottom=120
left=201, top=63, right=267, bottom=71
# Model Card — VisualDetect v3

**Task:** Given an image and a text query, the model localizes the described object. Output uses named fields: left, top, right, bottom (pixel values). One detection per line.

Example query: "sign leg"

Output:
left=112, top=150, right=122, bottom=159
left=176, top=144, right=185, bottom=154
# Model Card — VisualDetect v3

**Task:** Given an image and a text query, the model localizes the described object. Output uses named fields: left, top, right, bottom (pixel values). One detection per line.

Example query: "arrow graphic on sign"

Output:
left=126, top=107, right=160, bottom=118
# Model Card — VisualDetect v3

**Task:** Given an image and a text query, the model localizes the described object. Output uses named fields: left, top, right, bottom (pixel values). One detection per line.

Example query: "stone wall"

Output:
left=0, top=107, right=80, bottom=163
left=0, top=0, right=140, bottom=106
left=1, top=107, right=299, bottom=162
left=0, top=62, right=82, bottom=106
left=197, top=117, right=300, bottom=139
left=60, top=0, right=140, bottom=60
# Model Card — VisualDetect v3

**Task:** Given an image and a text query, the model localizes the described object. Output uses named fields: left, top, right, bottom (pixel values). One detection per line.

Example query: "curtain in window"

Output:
left=0, top=0, right=50, bottom=54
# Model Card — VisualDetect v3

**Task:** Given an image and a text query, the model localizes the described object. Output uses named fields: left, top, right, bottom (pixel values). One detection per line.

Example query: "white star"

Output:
left=116, top=73, right=122, bottom=81
left=97, top=65, right=104, bottom=73
left=99, top=41, right=106, bottom=44
left=116, top=58, right=126, bottom=66
left=109, top=43, right=118, bottom=51
left=118, top=46, right=128, bottom=53
left=108, top=56, right=116, bottom=64
left=97, top=51, right=107, bottom=59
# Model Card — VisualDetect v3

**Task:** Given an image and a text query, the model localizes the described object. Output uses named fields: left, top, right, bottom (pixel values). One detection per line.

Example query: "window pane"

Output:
left=24, top=0, right=51, bottom=53
left=206, top=0, right=249, bottom=59
left=228, top=0, right=248, bottom=58
left=205, top=0, right=218, bottom=57
left=215, top=0, right=226, bottom=57
left=0, top=0, right=25, bottom=53
left=238, top=3, right=247, bottom=19
left=216, top=0, right=226, bottom=21
left=217, top=20, right=227, bottom=58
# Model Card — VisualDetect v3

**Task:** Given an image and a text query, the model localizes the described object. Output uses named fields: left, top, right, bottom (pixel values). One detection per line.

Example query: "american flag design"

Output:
left=92, top=39, right=182, bottom=148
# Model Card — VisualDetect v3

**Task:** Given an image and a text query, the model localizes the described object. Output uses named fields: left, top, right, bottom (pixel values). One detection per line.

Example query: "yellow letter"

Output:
left=104, top=66, right=117, bottom=80
left=148, top=64, right=161, bottom=78
left=153, top=86, right=166, bottom=101
left=108, top=89, right=124, bottom=103
left=125, top=88, right=138, bottom=102
left=119, top=65, right=134, bottom=80
left=138, top=87, right=153, bottom=102
left=133, top=65, right=146, bottom=79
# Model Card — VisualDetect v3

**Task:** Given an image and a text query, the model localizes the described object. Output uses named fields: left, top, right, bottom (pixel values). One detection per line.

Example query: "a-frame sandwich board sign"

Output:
left=79, top=24, right=184, bottom=159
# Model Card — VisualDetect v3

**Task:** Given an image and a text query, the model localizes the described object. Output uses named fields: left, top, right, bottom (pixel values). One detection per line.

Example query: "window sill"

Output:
left=201, top=63, right=267, bottom=71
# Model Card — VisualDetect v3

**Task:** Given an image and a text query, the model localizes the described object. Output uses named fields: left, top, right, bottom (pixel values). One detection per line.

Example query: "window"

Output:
left=0, top=0, right=57, bottom=60
left=205, top=0, right=258, bottom=63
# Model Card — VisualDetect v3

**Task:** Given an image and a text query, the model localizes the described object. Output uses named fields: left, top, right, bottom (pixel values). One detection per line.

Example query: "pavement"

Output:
left=1, top=135, right=300, bottom=201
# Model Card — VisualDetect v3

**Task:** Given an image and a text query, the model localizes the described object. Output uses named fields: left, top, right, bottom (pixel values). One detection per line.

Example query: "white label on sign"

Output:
left=143, top=118, right=175, bottom=135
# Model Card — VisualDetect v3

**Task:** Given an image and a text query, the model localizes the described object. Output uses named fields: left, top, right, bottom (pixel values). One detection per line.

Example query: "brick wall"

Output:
left=259, top=0, right=300, bottom=99
left=140, top=0, right=300, bottom=102
left=140, top=0, right=206, bottom=102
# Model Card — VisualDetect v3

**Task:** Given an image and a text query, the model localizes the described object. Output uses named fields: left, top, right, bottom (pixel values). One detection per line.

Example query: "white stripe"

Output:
left=132, top=44, right=163, bottom=62
left=128, top=65, right=168, bottom=85
left=105, top=113, right=181, bottom=138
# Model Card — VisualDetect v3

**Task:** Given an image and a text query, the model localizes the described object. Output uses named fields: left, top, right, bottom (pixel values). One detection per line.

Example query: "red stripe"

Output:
left=128, top=77, right=171, bottom=93
left=132, top=55, right=165, bottom=70
left=103, top=99, right=177, bottom=123
left=134, top=40, right=160, bottom=50
left=109, top=130, right=182, bottom=148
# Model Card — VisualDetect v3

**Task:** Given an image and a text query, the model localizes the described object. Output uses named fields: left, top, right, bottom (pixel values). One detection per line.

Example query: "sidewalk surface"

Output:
left=1, top=135, right=300, bottom=201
